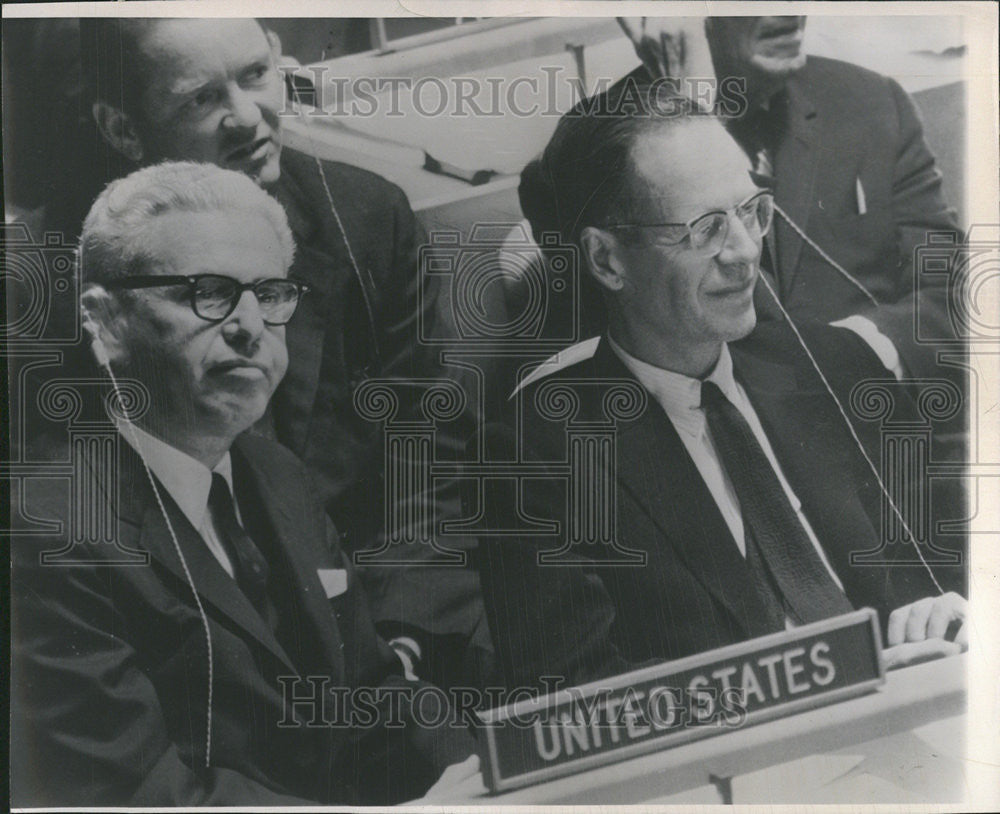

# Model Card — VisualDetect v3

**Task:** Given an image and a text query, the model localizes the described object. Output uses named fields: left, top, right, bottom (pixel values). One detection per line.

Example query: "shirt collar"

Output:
left=607, top=336, right=741, bottom=437
left=118, top=423, right=234, bottom=530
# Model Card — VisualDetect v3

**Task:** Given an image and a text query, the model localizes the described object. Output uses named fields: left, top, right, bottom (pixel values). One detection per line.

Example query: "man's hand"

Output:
left=406, top=755, right=487, bottom=803
left=616, top=18, right=717, bottom=111
left=883, top=592, right=967, bottom=670
left=618, top=18, right=687, bottom=80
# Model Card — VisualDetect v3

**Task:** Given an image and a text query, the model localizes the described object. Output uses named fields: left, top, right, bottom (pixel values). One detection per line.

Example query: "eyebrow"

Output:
left=643, top=188, right=760, bottom=224
left=166, top=76, right=216, bottom=99
left=163, top=49, right=272, bottom=99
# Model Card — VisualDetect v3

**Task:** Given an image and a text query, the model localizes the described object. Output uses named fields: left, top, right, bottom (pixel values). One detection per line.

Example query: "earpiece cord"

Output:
left=284, top=74, right=940, bottom=597
left=102, top=360, right=215, bottom=767
left=757, top=272, right=945, bottom=595
left=773, top=202, right=881, bottom=308
left=288, top=79, right=384, bottom=373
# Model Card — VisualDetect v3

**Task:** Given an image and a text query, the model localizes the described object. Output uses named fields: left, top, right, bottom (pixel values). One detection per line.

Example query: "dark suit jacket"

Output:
left=475, top=325, right=944, bottom=691
left=270, top=149, right=436, bottom=535
left=564, top=58, right=961, bottom=379
left=10, top=432, right=472, bottom=807
left=39, top=142, right=488, bottom=684
left=266, top=149, right=488, bottom=681
left=755, top=56, right=961, bottom=379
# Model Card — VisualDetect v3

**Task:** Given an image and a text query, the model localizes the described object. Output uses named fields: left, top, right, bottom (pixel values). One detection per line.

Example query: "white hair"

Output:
left=80, top=161, right=295, bottom=285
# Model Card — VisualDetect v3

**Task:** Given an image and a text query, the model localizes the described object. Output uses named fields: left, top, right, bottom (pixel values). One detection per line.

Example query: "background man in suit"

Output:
left=10, top=162, right=483, bottom=806
left=617, top=15, right=963, bottom=381
left=57, top=16, right=487, bottom=688
left=478, top=89, right=966, bottom=692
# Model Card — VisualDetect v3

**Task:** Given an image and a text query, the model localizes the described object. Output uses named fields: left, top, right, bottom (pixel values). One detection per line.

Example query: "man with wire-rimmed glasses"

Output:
left=479, top=87, right=967, bottom=692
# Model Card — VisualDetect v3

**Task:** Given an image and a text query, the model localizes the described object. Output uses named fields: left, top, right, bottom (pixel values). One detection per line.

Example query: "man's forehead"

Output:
left=141, top=209, right=289, bottom=277
left=629, top=120, right=758, bottom=218
left=137, top=19, right=270, bottom=88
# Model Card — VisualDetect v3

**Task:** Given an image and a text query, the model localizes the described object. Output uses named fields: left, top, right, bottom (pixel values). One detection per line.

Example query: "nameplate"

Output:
left=477, top=608, right=884, bottom=793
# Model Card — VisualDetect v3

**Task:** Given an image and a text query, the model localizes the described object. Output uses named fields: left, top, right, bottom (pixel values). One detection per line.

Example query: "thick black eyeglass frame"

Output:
left=603, top=190, right=775, bottom=250
left=105, top=274, right=310, bottom=325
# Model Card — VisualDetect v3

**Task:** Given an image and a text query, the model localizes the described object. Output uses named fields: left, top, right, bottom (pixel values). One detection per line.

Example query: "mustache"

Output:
left=224, top=135, right=271, bottom=162
left=756, top=17, right=806, bottom=38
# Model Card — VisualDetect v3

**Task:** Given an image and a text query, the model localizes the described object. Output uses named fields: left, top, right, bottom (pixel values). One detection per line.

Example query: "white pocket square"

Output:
left=317, top=568, right=348, bottom=598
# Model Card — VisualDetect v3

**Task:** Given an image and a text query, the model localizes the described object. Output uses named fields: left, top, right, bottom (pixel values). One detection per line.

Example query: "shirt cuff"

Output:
left=829, top=315, right=904, bottom=381
left=388, top=636, right=422, bottom=681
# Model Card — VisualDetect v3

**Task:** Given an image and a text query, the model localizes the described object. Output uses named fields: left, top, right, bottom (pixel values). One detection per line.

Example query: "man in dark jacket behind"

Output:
left=33, top=16, right=489, bottom=687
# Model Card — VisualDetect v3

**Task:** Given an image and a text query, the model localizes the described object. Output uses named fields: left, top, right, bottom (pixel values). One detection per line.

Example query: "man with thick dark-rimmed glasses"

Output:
left=57, top=17, right=489, bottom=692
left=105, top=274, right=311, bottom=326
left=11, top=161, right=483, bottom=807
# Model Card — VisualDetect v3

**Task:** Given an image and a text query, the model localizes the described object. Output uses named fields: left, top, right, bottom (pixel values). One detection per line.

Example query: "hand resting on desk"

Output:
left=404, top=755, right=487, bottom=803
left=883, top=592, right=967, bottom=670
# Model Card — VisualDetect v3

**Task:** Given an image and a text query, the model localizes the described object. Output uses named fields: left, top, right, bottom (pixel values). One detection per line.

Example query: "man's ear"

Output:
left=264, top=28, right=283, bottom=60
left=81, top=284, right=129, bottom=368
left=92, top=101, right=144, bottom=163
left=580, top=226, right=627, bottom=294
left=265, top=27, right=303, bottom=74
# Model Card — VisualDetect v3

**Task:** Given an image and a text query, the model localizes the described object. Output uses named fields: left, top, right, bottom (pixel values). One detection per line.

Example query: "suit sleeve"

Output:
left=380, top=183, right=454, bottom=372
left=10, top=549, right=317, bottom=807
left=317, top=512, right=476, bottom=799
left=857, top=76, right=962, bottom=378
left=474, top=421, right=640, bottom=691
left=353, top=184, right=488, bottom=681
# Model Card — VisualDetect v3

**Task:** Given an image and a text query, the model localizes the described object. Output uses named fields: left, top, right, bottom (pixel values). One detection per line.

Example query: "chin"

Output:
left=726, top=306, right=758, bottom=343
left=256, top=150, right=283, bottom=185
left=751, top=52, right=807, bottom=80
left=205, top=396, right=270, bottom=436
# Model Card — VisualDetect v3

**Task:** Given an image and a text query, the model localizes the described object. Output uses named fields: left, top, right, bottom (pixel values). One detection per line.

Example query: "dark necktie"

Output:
left=725, top=101, right=785, bottom=319
left=209, top=473, right=270, bottom=615
left=700, top=381, right=854, bottom=625
left=726, top=96, right=785, bottom=180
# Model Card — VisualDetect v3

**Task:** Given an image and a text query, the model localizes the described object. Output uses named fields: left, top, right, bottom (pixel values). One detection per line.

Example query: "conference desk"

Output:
left=479, top=654, right=966, bottom=804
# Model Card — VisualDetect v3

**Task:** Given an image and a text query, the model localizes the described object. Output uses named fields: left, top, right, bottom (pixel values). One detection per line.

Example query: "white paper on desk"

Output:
left=730, top=721, right=967, bottom=804
left=316, top=49, right=614, bottom=176
left=836, top=724, right=967, bottom=802
left=729, top=754, right=867, bottom=804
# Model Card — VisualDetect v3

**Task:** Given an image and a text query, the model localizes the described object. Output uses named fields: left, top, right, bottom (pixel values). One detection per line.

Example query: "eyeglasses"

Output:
left=106, top=274, right=309, bottom=325
left=605, top=191, right=774, bottom=256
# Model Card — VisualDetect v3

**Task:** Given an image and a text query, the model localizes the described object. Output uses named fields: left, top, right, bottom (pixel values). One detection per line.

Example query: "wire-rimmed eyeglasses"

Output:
left=604, top=190, right=774, bottom=256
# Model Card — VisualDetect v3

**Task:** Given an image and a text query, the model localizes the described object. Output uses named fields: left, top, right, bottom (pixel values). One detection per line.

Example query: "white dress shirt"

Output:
left=119, top=424, right=237, bottom=579
left=608, top=337, right=844, bottom=594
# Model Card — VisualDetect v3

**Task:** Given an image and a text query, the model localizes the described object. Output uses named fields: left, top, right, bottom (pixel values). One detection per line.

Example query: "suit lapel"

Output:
left=730, top=344, right=884, bottom=606
left=729, top=341, right=858, bottom=511
left=591, top=341, right=779, bottom=634
left=115, top=443, right=298, bottom=673
left=233, top=439, right=346, bottom=680
left=772, top=80, right=820, bottom=296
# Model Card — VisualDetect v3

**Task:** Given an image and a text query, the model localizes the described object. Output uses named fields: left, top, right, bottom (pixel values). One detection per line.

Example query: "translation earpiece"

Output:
left=81, top=303, right=112, bottom=370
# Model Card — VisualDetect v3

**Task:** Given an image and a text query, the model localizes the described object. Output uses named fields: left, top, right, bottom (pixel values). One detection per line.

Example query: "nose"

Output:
left=222, top=289, right=266, bottom=348
left=223, top=85, right=263, bottom=130
left=716, top=212, right=761, bottom=267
